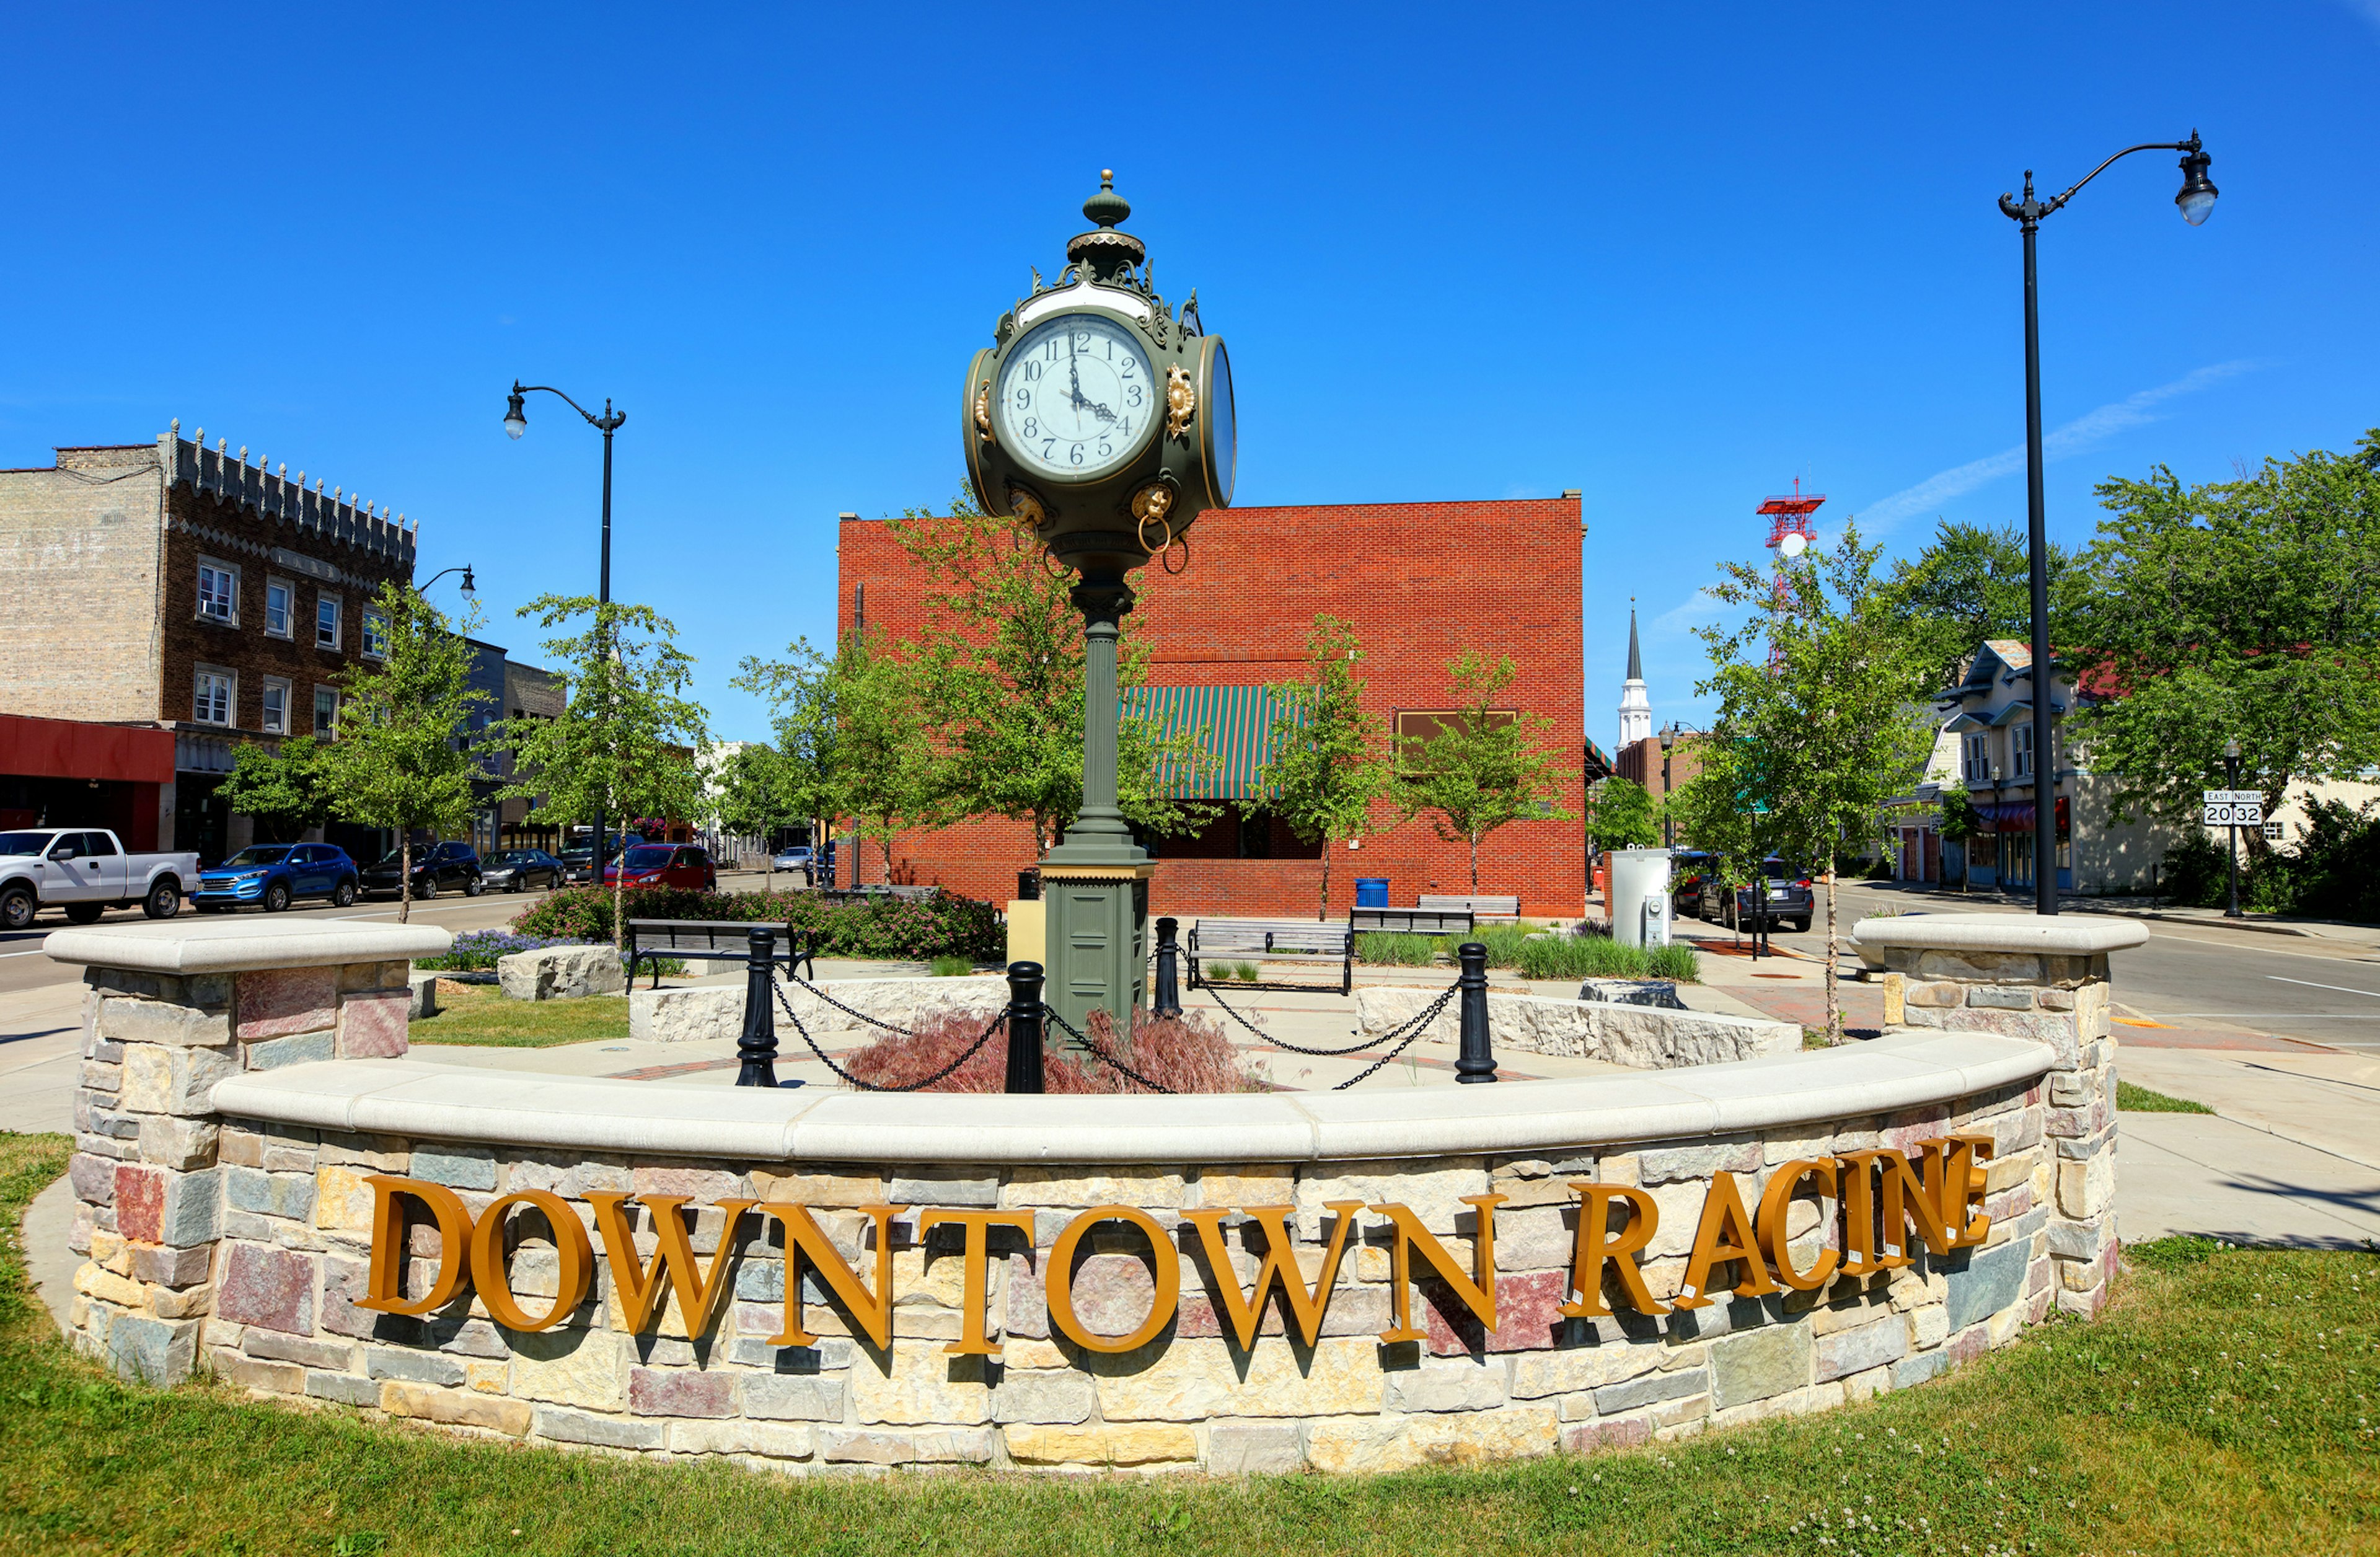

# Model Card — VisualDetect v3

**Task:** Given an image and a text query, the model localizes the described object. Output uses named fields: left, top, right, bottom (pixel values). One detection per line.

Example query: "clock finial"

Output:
left=1082, top=169, right=1130, bottom=231
left=1069, top=168, right=1144, bottom=283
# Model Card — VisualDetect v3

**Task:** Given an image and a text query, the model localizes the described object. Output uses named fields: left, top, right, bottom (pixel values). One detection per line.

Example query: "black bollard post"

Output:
left=734, top=926, right=782, bottom=1088
left=1152, top=916, right=1182, bottom=1018
left=1005, top=960, right=1046, bottom=1094
left=1453, top=941, right=1497, bottom=1085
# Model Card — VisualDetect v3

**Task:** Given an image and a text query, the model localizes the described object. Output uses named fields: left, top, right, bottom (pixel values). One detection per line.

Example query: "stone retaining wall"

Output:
left=1354, top=985, right=1799, bottom=1069
left=629, top=976, right=1008, bottom=1045
left=47, top=915, right=2127, bottom=1476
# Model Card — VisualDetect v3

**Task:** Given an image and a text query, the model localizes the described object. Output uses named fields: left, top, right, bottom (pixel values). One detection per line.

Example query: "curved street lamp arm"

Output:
left=512, top=381, right=627, bottom=432
left=1999, top=134, right=2200, bottom=223
left=419, top=566, right=469, bottom=590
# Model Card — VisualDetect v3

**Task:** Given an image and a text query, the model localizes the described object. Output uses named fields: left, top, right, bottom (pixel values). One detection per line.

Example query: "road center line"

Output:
left=2267, top=974, right=2380, bottom=1000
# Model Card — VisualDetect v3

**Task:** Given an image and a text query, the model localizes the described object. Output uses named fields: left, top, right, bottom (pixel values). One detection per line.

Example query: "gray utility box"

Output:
left=1608, top=847, right=1675, bottom=948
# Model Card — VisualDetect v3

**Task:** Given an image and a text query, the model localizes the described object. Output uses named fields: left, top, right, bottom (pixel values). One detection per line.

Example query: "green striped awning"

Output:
left=1122, top=684, right=1300, bottom=799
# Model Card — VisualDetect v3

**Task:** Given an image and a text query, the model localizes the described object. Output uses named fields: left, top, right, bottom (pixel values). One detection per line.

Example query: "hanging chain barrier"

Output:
left=769, top=980, right=1005, bottom=1093
left=1331, top=984, right=1460, bottom=1089
left=1038, top=1003, right=1179, bottom=1095
left=782, top=971, right=932, bottom=1039
left=1199, top=979, right=1461, bottom=1061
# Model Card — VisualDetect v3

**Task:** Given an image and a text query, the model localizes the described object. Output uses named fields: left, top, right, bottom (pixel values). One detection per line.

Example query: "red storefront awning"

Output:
left=1977, top=796, right=2070, bottom=837
left=0, top=713, right=174, bottom=784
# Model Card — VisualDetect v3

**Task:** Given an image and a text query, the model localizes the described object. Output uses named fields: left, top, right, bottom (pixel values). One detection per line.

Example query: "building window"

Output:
left=193, top=668, right=235, bottom=726
left=362, top=608, right=389, bottom=659
left=197, top=560, right=239, bottom=625
left=1393, top=708, right=1517, bottom=774
left=261, top=678, right=290, bottom=735
left=265, top=578, right=294, bottom=638
left=1962, top=733, right=1991, bottom=785
left=316, top=593, right=342, bottom=651
left=313, top=686, right=339, bottom=738
left=2014, top=722, right=2035, bottom=778
left=2262, top=820, right=2285, bottom=840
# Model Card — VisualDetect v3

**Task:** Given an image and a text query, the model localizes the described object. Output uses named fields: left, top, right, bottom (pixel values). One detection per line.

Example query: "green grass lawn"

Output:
left=1, top=1130, right=2371, bottom=1555
left=407, top=984, right=631, bottom=1049
left=2118, top=1081, right=2218, bottom=1114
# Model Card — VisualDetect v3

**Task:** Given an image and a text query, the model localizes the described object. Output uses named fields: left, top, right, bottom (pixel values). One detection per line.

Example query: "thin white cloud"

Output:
left=1652, top=586, right=1727, bottom=635
left=1854, top=359, right=2261, bottom=536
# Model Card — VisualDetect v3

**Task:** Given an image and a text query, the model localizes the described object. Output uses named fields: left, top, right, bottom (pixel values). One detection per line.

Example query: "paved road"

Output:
left=1679, top=879, right=2380, bottom=1052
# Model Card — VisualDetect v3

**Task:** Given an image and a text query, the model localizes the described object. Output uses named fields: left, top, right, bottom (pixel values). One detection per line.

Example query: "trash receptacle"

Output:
left=1016, top=868, right=1041, bottom=902
left=1354, top=878, right=1390, bottom=909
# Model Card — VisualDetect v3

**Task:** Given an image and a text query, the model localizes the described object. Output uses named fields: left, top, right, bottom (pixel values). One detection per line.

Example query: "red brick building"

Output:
left=835, top=496, right=1587, bottom=918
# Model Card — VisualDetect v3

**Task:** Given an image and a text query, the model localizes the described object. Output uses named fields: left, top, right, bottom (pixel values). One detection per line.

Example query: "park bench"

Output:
left=624, top=918, right=820, bottom=990
left=1417, top=893, right=1521, bottom=924
left=1349, top=905, right=1477, bottom=937
left=1186, top=919, right=1354, bottom=995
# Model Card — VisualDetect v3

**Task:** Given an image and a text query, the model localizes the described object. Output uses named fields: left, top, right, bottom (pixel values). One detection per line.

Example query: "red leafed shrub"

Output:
left=839, top=1008, right=1267, bottom=1095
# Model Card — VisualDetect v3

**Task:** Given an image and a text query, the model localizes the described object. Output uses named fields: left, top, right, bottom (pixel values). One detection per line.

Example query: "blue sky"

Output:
left=6, top=2, right=2376, bottom=747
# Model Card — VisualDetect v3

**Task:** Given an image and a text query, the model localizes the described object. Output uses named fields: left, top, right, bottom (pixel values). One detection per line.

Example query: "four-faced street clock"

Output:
left=963, top=171, right=1233, bottom=576
left=961, top=172, right=1236, bottom=1041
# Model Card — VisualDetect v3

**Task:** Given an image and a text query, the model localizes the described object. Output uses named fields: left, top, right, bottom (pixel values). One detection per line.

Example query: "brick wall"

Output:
left=838, top=498, right=1587, bottom=919
left=0, top=446, right=167, bottom=722
left=158, top=483, right=413, bottom=739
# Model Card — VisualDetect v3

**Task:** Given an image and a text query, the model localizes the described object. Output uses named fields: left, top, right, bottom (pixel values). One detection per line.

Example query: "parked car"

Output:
left=480, top=848, right=566, bottom=893
left=359, top=840, right=484, bottom=899
left=1695, top=857, right=1814, bottom=933
left=770, top=844, right=814, bottom=874
left=1668, top=850, right=1714, bottom=917
left=602, top=843, right=718, bottom=893
left=558, top=847, right=596, bottom=883
left=191, top=843, right=360, bottom=914
left=0, top=828, right=198, bottom=929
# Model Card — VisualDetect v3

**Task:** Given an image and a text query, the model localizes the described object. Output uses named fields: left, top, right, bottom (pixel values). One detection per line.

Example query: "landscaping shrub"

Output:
left=511, top=886, right=1005, bottom=962
left=1353, top=931, right=1442, bottom=966
left=839, top=1007, right=1264, bottom=1093
left=414, top=930, right=593, bottom=972
left=1354, top=924, right=1700, bottom=983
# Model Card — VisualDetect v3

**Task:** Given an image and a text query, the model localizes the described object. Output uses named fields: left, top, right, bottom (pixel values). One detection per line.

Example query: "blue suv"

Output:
left=192, top=843, right=361, bottom=914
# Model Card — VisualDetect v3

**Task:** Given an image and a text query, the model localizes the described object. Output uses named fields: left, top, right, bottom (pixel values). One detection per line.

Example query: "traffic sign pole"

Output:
left=2223, top=754, right=2242, bottom=920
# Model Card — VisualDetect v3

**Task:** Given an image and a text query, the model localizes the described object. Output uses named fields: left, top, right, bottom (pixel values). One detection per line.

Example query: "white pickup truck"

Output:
left=0, top=828, right=198, bottom=930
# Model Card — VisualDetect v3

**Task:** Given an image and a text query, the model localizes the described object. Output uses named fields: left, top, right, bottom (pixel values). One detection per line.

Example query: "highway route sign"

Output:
left=2201, top=790, right=2263, bottom=827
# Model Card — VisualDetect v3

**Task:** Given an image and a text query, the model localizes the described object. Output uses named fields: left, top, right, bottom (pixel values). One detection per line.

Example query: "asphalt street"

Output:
left=1680, top=878, right=2380, bottom=1052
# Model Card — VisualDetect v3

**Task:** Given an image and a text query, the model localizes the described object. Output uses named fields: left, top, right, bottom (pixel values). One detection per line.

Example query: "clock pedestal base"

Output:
left=1039, top=861, right=1153, bottom=1045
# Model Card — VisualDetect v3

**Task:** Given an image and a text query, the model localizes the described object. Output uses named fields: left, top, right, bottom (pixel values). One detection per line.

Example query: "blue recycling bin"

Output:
left=1354, top=878, right=1390, bottom=909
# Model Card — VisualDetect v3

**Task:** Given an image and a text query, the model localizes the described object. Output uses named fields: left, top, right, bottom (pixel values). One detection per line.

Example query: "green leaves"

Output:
left=214, top=735, right=335, bottom=842
left=1393, top=648, right=1573, bottom=894
left=2067, top=430, right=2380, bottom=837
left=1260, top=616, right=1392, bottom=917
left=1584, top=777, right=1662, bottom=853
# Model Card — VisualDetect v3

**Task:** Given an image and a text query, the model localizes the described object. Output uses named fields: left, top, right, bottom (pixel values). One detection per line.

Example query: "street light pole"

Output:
left=505, top=382, right=627, bottom=873
left=2224, top=737, right=2243, bottom=920
left=1998, top=132, right=2217, bottom=919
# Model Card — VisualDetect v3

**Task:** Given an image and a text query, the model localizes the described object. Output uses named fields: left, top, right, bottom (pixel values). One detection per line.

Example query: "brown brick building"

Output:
left=0, top=426, right=416, bottom=862
left=835, top=495, right=1588, bottom=918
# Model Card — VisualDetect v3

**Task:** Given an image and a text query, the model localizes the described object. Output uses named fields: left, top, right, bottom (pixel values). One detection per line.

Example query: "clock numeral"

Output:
left=1073, top=329, right=1090, bottom=350
left=1043, top=339, right=1060, bottom=361
left=1023, top=360, right=1041, bottom=382
left=1022, top=417, right=1036, bottom=437
left=1126, top=384, right=1142, bottom=408
left=1121, top=357, right=1136, bottom=377
left=1118, top=417, right=1130, bottom=434
left=1013, top=387, right=1031, bottom=410
left=1042, top=439, right=1056, bottom=459
left=1069, top=443, right=1084, bottom=466
left=1096, top=441, right=1111, bottom=459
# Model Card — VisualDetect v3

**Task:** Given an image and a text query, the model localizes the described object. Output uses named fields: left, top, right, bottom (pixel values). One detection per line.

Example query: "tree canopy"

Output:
left=1879, top=519, right=2078, bottom=692
left=1395, top=648, right=1573, bottom=894
left=1259, top=615, right=1392, bottom=919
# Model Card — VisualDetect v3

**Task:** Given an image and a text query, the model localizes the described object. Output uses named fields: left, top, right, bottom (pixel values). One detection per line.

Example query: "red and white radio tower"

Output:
left=1756, top=479, right=1825, bottom=664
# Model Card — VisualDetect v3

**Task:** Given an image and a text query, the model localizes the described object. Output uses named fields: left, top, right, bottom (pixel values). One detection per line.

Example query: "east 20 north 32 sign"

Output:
left=2202, top=790, right=2264, bottom=827
left=357, top=1136, right=1994, bottom=1357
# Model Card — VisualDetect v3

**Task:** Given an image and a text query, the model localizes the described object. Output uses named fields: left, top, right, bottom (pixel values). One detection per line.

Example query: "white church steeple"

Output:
left=1617, top=603, right=1652, bottom=751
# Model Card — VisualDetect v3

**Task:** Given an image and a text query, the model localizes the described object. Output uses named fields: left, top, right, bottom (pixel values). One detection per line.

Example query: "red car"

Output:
left=601, top=844, right=717, bottom=893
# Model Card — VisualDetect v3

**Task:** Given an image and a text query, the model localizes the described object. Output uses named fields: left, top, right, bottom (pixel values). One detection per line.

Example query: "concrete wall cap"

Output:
left=44, top=919, right=452, bottom=974
left=209, top=1031, right=2053, bottom=1167
left=1849, top=913, right=2148, bottom=958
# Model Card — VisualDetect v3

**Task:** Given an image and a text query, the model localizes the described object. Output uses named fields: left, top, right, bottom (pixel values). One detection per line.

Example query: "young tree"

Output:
left=1696, top=520, right=1935, bottom=1040
left=1880, top=519, right=2078, bottom=691
left=1258, top=615, right=1392, bottom=920
left=1395, top=648, right=1574, bottom=894
left=2066, top=430, right=2380, bottom=858
left=215, top=735, right=335, bottom=844
left=887, top=491, right=1208, bottom=854
left=493, top=597, right=710, bottom=948
left=324, top=584, right=490, bottom=924
left=1934, top=783, right=1986, bottom=896
left=1584, top=777, right=1662, bottom=858
left=1662, top=739, right=1787, bottom=948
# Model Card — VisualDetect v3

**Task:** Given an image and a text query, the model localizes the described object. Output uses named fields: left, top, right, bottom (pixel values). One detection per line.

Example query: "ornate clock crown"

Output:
left=1066, top=169, right=1144, bottom=283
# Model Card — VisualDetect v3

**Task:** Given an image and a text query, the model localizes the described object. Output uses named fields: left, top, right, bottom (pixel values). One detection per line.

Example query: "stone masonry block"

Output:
left=534, top=1406, right=668, bottom=1450
left=119, top=1043, right=241, bottom=1118
left=1903, top=981, right=1965, bottom=1009
left=95, top=995, right=231, bottom=1048
left=1968, top=986, right=2037, bottom=1011
left=236, top=967, right=339, bottom=1042
left=629, top=1367, right=737, bottom=1418
left=1709, top=1321, right=1813, bottom=1409
left=1814, top=1315, right=1908, bottom=1383
left=106, top=1313, right=200, bottom=1385
left=744, top=1372, right=849, bottom=1421
left=1206, top=1420, right=1306, bottom=1475
left=69, top=1152, right=116, bottom=1206
left=244, top=1031, right=333, bottom=1071
left=137, top=1117, right=219, bottom=1171
left=216, top=1242, right=317, bottom=1334
left=410, top=1145, right=497, bottom=1191
left=337, top=990, right=410, bottom=1059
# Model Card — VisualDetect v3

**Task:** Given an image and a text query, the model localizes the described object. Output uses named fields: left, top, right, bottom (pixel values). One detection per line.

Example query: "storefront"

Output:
left=1978, top=795, right=2071, bottom=893
left=0, top=713, right=172, bottom=849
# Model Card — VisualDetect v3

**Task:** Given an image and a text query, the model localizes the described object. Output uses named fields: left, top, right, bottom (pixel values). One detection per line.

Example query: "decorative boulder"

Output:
left=498, top=944, right=626, bottom=1001
left=1577, top=977, right=1686, bottom=1010
left=407, top=970, right=441, bottom=1018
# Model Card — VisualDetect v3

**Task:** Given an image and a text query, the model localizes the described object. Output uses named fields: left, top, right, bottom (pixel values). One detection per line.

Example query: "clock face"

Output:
left=997, top=312, right=1152, bottom=479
